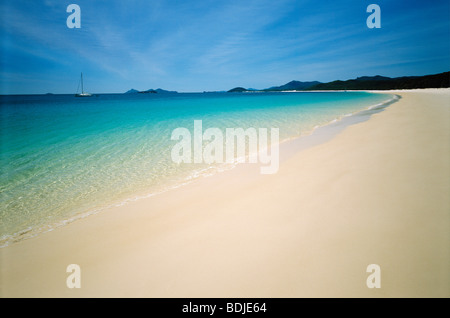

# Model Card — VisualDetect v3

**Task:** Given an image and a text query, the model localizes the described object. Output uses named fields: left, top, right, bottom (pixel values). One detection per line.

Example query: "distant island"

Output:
left=227, top=87, right=248, bottom=93
left=227, top=71, right=449, bottom=92
left=122, top=71, right=449, bottom=95
left=138, top=89, right=157, bottom=94
left=125, top=88, right=178, bottom=94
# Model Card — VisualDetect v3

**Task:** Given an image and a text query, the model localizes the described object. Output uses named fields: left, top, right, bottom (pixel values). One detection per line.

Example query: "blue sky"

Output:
left=1, top=0, right=449, bottom=94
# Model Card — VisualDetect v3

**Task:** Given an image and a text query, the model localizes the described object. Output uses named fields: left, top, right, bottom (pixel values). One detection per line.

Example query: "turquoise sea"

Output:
left=0, top=91, right=395, bottom=246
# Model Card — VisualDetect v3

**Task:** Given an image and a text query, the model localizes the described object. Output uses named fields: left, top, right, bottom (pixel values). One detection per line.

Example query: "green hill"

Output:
left=307, top=72, right=450, bottom=90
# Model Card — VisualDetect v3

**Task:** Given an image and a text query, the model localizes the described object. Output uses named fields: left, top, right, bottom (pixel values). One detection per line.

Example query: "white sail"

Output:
left=75, top=72, right=92, bottom=97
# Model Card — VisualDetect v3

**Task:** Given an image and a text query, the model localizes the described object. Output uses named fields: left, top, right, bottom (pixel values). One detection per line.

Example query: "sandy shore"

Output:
left=1, top=89, right=449, bottom=298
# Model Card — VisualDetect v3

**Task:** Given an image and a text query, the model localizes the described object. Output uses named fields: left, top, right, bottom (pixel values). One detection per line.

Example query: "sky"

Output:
left=0, top=0, right=449, bottom=94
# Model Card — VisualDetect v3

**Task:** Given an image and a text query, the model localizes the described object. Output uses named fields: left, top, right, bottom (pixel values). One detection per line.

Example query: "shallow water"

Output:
left=0, top=91, right=395, bottom=246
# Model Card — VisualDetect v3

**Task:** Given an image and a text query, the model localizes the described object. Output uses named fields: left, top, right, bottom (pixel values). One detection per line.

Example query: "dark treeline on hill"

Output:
left=227, top=71, right=449, bottom=92
left=264, top=80, right=321, bottom=91
left=307, top=71, right=450, bottom=90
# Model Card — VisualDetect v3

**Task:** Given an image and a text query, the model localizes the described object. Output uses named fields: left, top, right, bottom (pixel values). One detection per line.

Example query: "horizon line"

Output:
left=1, top=70, right=448, bottom=96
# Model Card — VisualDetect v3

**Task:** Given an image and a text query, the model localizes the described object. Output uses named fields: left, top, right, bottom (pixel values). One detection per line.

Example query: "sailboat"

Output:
left=75, top=72, right=92, bottom=97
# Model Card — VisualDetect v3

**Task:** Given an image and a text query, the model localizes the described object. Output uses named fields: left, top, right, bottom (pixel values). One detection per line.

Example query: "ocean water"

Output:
left=0, top=91, right=395, bottom=246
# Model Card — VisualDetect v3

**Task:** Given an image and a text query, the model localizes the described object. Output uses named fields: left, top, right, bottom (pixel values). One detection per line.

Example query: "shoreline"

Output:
left=1, top=88, right=449, bottom=297
left=0, top=91, right=397, bottom=248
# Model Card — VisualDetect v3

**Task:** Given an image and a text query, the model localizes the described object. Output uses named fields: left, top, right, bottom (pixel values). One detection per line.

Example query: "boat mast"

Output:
left=81, top=72, right=84, bottom=94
